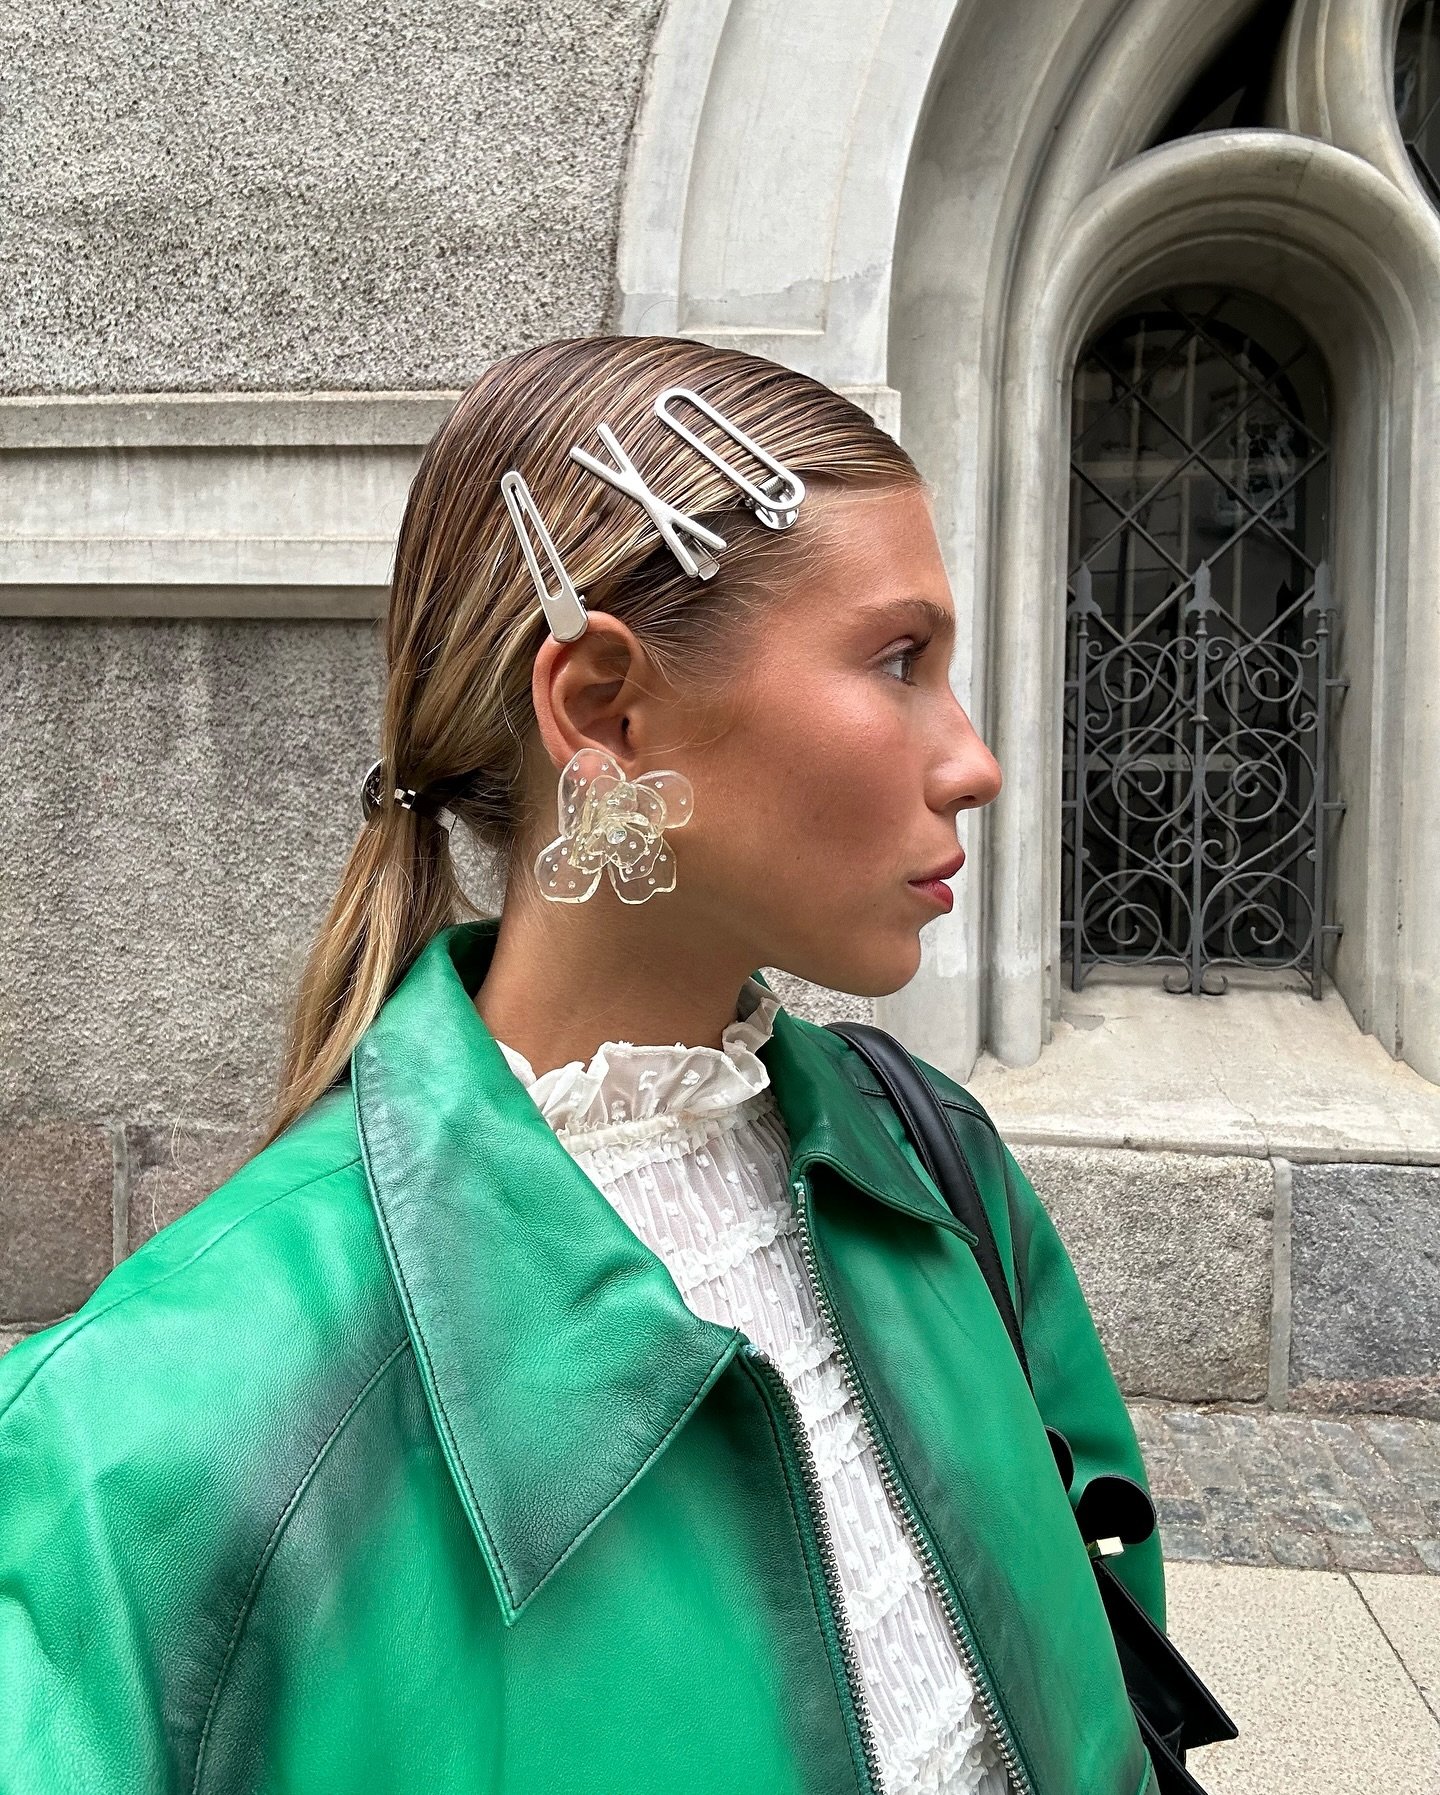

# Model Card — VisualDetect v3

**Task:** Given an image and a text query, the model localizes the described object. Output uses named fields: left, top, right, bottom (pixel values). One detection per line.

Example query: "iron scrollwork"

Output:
left=1062, top=562, right=1347, bottom=996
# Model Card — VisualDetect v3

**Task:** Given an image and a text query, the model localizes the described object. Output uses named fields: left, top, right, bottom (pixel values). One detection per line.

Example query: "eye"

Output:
left=877, top=636, right=930, bottom=686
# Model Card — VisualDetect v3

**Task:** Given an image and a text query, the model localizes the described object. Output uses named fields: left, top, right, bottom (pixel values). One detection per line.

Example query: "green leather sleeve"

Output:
left=998, top=1142, right=1168, bottom=1633
left=0, top=1325, right=190, bottom=1791
left=0, top=1090, right=389, bottom=1794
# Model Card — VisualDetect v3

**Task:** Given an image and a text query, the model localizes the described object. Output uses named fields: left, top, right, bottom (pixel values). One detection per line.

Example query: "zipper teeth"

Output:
left=793, top=1176, right=1036, bottom=1795
left=746, top=1342, right=887, bottom=1795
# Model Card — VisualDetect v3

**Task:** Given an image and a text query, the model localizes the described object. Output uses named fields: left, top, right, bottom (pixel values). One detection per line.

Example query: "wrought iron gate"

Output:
left=1062, top=293, right=1346, bottom=996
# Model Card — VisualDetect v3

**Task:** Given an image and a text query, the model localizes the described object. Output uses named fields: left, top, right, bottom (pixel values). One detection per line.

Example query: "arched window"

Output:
left=1063, top=287, right=1341, bottom=996
left=1396, top=1, right=1440, bottom=204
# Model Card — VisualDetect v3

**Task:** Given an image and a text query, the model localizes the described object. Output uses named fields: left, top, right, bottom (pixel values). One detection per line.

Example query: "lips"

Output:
left=910, top=848, right=965, bottom=885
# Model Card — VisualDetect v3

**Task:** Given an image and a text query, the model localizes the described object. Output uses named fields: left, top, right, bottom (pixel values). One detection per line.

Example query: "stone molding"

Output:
left=0, top=392, right=459, bottom=618
left=615, top=0, right=958, bottom=388
left=1, top=382, right=897, bottom=618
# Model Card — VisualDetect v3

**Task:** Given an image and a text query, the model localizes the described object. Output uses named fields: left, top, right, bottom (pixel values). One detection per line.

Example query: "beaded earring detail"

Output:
left=536, top=746, right=694, bottom=905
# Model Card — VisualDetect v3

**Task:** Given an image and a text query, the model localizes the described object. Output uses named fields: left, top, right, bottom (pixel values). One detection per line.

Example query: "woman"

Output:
left=0, top=337, right=1164, bottom=1795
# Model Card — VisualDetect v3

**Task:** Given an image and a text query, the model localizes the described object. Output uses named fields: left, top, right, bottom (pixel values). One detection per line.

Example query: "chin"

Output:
left=793, top=931, right=924, bottom=1000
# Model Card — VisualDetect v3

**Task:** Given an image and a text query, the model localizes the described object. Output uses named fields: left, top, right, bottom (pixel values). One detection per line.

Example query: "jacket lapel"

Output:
left=353, top=921, right=743, bottom=1626
left=352, top=918, right=970, bottom=1626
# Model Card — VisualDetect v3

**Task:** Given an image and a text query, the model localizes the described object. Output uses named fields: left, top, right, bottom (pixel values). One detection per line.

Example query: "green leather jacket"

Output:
left=0, top=918, right=1164, bottom=1795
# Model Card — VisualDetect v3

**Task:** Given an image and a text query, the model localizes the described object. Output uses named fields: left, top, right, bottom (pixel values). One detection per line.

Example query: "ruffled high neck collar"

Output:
left=493, top=974, right=782, bottom=1140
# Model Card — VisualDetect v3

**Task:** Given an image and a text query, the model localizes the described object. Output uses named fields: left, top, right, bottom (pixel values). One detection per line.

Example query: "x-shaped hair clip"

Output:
left=501, top=384, right=807, bottom=642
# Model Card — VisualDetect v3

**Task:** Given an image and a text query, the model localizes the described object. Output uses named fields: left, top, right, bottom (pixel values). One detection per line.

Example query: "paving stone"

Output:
left=126, top=1125, right=255, bottom=1251
left=1328, top=1536, right=1426, bottom=1573
left=1129, top=1401, right=1440, bottom=1574
left=1291, top=1163, right=1440, bottom=1420
left=1159, top=1524, right=1215, bottom=1561
left=1171, top=1562, right=1440, bottom=1789
left=1269, top=1531, right=1330, bottom=1570
left=1311, top=1496, right=1374, bottom=1537
left=1351, top=1572, right=1440, bottom=1726
left=0, top=1122, right=113, bottom=1321
left=1361, top=1417, right=1440, bottom=1498
left=1157, top=1496, right=1206, bottom=1527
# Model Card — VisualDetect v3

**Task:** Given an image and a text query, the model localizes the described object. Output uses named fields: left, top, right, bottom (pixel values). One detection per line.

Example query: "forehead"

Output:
left=778, top=482, right=953, bottom=627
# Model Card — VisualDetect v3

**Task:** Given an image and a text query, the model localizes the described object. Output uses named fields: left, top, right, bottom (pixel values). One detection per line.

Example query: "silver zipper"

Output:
left=791, top=1169, right=1036, bottom=1795
left=743, top=1340, right=886, bottom=1795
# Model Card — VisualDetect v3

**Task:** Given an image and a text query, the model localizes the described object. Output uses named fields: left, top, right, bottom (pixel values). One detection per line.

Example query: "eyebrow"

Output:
left=857, top=597, right=956, bottom=637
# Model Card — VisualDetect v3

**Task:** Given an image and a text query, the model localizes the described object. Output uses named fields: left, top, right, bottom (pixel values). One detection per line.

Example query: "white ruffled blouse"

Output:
left=493, top=980, right=1010, bottom=1795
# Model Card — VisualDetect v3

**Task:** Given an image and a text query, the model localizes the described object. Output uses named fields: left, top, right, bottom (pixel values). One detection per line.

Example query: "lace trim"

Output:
left=809, top=1403, right=870, bottom=1481
left=843, top=1539, right=927, bottom=1634
left=664, top=1197, right=796, bottom=1295
left=768, top=1316, right=836, bottom=1382
left=556, top=1087, right=778, bottom=1162
left=492, top=975, right=782, bottom=1134
left=882, top=1700, right=1007, bottom=1795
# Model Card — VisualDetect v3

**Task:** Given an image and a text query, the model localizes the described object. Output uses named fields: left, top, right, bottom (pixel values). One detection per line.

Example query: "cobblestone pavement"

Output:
left=1128, top=1401, right=1440, bottom=1574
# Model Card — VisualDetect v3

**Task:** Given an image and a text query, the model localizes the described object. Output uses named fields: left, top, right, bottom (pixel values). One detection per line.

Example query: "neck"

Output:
left=474, top=886, right=761, bottom=1078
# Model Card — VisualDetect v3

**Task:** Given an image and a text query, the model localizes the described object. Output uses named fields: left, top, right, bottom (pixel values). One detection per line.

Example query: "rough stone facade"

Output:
left=4, top=0, right=1438, bottom=1440
left=1, top=0, right=665, bottom=392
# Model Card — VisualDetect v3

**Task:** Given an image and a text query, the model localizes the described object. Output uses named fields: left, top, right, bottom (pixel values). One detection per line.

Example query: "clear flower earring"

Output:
left=535, top=746, right=694, bottom=905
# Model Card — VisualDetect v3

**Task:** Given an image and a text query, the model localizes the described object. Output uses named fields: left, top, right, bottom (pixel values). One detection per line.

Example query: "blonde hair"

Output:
left=265, top=334, right=919, bottom=1144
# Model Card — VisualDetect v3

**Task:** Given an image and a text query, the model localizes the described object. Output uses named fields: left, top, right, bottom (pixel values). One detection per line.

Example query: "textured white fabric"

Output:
left=493, top=981, right=1011, bottom=1795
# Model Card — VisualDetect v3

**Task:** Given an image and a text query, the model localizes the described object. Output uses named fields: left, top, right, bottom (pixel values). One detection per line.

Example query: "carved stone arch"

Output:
left=1276, top=0, right=1418, bottom=195
left=616, top=0, right=1440, bottom=1083
left=615, top=0, right=966, bottom=400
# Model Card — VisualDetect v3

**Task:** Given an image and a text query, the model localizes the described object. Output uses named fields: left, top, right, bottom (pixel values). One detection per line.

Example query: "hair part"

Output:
left=264, top=334, right=920, bottom=1145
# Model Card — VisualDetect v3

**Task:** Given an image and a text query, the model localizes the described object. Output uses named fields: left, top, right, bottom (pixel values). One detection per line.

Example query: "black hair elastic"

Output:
left=359, top=760, right=457, bottom=834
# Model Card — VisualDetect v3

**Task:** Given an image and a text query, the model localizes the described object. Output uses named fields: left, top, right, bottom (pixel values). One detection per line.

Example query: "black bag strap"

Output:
left=826, top=1019, right=1241, bottom=1781
left=827, top=1020, right=1032, bottom=1387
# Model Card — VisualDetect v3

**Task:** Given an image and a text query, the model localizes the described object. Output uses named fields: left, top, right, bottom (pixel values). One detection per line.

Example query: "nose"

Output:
left=938, top=703, right=1003, bottom=813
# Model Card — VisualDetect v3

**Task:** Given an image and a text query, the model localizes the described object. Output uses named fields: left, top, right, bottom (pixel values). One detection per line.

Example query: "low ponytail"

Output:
left=263, top=333, right=919, bottom=1146
left=263, top=798, right=476, bottom=1147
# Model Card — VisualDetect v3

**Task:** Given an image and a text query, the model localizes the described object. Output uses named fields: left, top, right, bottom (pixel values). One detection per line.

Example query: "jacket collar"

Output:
left=352, top=918, right=969, bottom=1625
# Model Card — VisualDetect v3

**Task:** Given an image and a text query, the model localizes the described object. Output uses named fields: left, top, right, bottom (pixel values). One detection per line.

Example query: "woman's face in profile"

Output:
left=671, top=481, right=1004, bottom=997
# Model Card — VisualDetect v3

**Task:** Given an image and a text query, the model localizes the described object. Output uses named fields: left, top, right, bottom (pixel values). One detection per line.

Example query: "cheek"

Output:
left=714, top=672, right=915, bottom=851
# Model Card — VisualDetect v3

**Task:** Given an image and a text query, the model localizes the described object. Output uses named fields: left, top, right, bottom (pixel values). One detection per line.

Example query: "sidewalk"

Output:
left=1131, top=1402, right=1440, bottom=1789
left=1168, top=1562, right=1439, bottom=1789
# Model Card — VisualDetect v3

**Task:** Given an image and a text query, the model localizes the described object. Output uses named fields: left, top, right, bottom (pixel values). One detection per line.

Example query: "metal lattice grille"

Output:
left=1397, top=2, right=1440, bottom=205
left=1063, top=292, right=1346, bottom=996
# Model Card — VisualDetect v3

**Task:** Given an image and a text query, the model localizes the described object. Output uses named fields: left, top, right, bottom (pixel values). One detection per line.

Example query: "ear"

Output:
left=530, top=613, right=668, bottom=772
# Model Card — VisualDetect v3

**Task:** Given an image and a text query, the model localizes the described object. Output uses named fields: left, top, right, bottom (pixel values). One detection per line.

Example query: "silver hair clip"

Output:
left=360, top=759, right=457, bottom=834
left=501, top=385, right=807, bottom=639
left=568, top=421, right=728, bottom=581
left=500, top=470, right=589, bottom=642
left=652, top=386, right=806, bottom=530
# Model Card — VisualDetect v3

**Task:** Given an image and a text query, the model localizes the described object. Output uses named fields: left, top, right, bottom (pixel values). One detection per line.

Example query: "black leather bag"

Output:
left=826, top=1020, right=1239, bottom=1795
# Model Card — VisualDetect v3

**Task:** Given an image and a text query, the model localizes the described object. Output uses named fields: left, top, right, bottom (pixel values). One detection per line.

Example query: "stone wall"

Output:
left=1013, top=1147, right=1440, bottom=1423
left=2, top=0, right=664, bottom=393
left=1, top=0, right=667, bottom=1346
left=0, top=619, right=384, bottom=1335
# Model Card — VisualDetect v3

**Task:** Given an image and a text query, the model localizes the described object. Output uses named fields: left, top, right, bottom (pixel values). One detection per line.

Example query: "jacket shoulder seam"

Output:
left=0, top=1152, right=364, bottom=1426
left=189, top=1334, right=411, bottom=1795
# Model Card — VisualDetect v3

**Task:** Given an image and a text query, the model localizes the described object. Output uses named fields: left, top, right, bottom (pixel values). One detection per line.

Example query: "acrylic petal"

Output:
left=625, top=830, right=665, bottom=879
left=535, top=834, right=603, bottom=903
left=632, top=769, right=694, bottom=830
left=609, top=840, right=677, bottom=904
left=556, top=747, right=621, bottom=836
